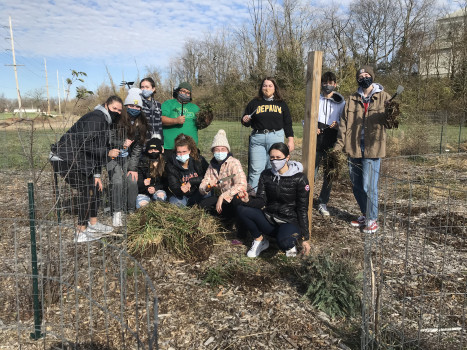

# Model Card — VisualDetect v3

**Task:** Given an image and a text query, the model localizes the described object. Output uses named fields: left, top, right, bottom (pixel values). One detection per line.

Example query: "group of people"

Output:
left=50, top=65, right=397, bottom=258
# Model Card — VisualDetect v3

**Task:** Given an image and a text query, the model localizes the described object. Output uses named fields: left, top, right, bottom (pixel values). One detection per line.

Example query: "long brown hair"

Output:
left=174, top=134, right=199, bottom=161
left=149, top=154, right=165, bottom=178
left=255, top=77, right=283, bottom=101
left=117, top=108, right=148, bottom=145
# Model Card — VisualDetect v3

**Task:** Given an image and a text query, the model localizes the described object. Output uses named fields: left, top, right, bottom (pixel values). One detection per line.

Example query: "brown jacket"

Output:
left=335, top=87, right=393, bottom=158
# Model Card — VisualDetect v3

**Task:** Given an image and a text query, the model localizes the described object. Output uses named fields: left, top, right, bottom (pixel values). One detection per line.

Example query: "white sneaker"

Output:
left=318, top=204, right=330, bottom=216
left=286, top=246, right=297, bottom=257
left=112, top=212, right=123, bottom=227
left=87, top=221, right=113, bottom=233
left=74, top=228, right=102, bottom=243
left=247, top=239, right=269, bottom=258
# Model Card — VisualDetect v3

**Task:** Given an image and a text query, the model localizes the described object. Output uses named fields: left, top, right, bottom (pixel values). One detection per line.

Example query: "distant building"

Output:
left=420, top=9, right=466, bottom=77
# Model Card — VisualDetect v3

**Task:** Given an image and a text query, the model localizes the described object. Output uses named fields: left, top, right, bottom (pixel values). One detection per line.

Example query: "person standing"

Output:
left=50, top=96, right=123, bottom=242
left=241, top=77, right=294, bottom=191
left=140, top=77, right=163, bottom=141
left=315, top=72, right=345, bottom=216
left=162, top=82, right=200, bottom=151
left=334, top=66, right=396, bottom=233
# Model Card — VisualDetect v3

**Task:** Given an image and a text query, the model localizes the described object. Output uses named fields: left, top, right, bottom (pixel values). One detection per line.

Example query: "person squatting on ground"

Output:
left=198, top=129, right=247, bottom=219
left=107, top=88, right=148, bottom=227
left=162, top=82, right=200, bottom=151
left=136, top=137, right=167, bottom=208
left=334, top=65, right=398, bottom=233
left=236, top=142, right=311, bottom=258
left=50, top=96, right=123, bottom=243
left=165, top=134, right=209, bottom=206
left=315, top=71, right=345, bottom=216
left=140, top=77, right=163, bottom=141
left=241, top=77, right=295, bottom=191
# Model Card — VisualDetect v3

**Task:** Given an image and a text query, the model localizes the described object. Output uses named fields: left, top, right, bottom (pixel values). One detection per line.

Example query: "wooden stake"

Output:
left=44, top=58, right=50, bottom=115
left=301, top=51, right=323, bottom=232
left=57, top=70, right=61, bottom=115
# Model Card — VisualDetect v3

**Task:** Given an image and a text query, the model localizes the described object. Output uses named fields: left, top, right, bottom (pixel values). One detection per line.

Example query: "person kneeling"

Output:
left=237, top=142, right=311, bottom=257
left=199, top=129, right=247, bottom=219
left=136, top=137, right=167, bottom=209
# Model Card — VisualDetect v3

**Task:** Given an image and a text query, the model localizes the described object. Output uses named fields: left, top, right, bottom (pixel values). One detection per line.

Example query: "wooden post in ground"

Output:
left=301, top=51, right=322, bottom=231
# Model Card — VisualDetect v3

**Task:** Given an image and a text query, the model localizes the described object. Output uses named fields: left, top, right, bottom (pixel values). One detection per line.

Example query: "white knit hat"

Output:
left=211, top=129, right=230, bottom=152
left=124, top=88, right=143, bottom=107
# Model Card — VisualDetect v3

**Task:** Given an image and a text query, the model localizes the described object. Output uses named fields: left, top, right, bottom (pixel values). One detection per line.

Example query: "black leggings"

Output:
left=52, top=160, right=99, bottom=226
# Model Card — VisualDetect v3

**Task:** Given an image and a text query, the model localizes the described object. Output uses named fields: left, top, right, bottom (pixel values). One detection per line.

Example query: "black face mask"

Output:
left=108, top=109, right=120, bottom=122
left=358, top=77, right=373, bottom=89
left=148, top=152, right=160, bottom=160
left=322, top=84, right=335, bottom=95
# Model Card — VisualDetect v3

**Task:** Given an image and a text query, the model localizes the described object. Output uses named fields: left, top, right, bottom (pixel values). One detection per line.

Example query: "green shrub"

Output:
left=299, top=254, right=361, bottom=319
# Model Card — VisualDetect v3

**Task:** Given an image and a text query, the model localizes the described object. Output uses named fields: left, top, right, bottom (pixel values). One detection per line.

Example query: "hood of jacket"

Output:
left=271, top=160, right=303, bottom=180
left=357, top=83, right=384, bottom=100
left=321, top=91, right=344, bottom=104
left=94, top=104, right=112, bottom=124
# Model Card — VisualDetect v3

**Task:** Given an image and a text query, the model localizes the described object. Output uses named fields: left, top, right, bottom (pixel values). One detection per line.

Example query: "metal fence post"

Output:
left=28, top=181, right=44, bottom=340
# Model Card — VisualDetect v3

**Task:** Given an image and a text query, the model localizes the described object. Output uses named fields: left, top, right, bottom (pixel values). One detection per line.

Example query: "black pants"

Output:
left=199, top=195, right=244, bottom=219
left=52, top=160, right=99, bottom=226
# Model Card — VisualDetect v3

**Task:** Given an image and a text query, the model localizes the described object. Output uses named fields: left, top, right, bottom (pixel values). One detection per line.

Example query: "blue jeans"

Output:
left=248, top=129, right=285, bottom=190
left=348, top=157, right=380, bottom=221
left=236, top=205, right=299, bottom=251
left=315, top=150, right=332, bottom=205
left=136, top=191, right=167, bottom=209
left=169, top=191, right=208, bottom=207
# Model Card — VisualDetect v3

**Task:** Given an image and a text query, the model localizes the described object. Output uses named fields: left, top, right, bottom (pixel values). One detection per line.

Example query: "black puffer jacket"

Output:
left=137, top=155, right=167, bottom=196
left=165, top=153, right=209, bottom=197
left=255, top=161, right=310, bottom=240
left=51, top=105, right=113, bottom=176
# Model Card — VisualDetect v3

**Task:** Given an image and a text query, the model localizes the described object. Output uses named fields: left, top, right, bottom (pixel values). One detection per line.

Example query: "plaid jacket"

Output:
left=142, top=98, right=163, bottom=140
left=199, top=156, right=247, bottom=202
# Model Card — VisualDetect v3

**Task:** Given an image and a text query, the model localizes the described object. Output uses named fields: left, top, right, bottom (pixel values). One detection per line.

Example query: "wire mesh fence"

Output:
left=361, top=153, right=467, bottom=349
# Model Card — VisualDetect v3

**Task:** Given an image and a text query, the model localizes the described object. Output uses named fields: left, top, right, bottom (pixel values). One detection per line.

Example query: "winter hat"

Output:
left=211, top=129, right=230, bottom=152
left=178, top=82, right=192, bottom=93
left=146, top=137, right=163, bottom=153
left=124, top=87, right=143, bottom=107
left=356, top=65, right=375, bottom=81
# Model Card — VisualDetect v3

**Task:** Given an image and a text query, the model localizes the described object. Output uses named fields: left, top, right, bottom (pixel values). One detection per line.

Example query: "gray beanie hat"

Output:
left=124, top=87, right=143, bottom=107
left=356, top=65, right=375, bottom=80
left=211, top=129, right=230, bottom=152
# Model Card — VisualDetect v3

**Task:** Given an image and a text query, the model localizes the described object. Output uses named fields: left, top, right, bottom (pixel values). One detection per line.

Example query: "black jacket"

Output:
left=250, top=162, right=310, bottom=240
left=165, top=153, right=209, bottom=197
left=51, top=105, right=112, bottom=176
left=137, top=155, right=167, bottom=196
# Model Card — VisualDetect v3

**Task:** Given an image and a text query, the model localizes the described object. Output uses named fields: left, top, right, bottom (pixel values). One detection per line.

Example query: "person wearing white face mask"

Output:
left=236, top=142, right=311, bottom=258
left=199, top=129, right=247, bottom=218
left=165, top=133, right=209, bottom=206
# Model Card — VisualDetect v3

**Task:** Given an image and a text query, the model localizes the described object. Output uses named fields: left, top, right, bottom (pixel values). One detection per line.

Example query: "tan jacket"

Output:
left=335, top=88, right=393, bottom=158
left=199, top=156, right=247, bottom=202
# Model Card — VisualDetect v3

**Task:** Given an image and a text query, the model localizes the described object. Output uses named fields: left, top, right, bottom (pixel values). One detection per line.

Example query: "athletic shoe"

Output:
left=112, top=212, right=123, bottom=227
left=285, top=246, right=297, bottom=257
left=88, top=221, right=113, bottom=233
left=363, top=220, right=379, bottom=233
left=351, top=215, right=366, bottom=227
left=318, top=204, right=330, bottom=216
left=74, top=228, right=102, bottom=243
left=247, top=239, right=269, bottom=258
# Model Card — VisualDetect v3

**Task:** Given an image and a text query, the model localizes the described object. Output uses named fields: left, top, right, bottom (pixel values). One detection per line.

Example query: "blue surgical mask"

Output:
left=214, top=152, right=228, bottom=162
left=141, top=89, right=153, bottom=99
left=127, top=108, right=141, bottom=117
left=176, top=154, right=190, bottom=163
left=270, top=158, right=288, bottom=172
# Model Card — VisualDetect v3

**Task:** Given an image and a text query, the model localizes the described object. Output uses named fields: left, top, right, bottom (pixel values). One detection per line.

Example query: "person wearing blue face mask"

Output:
left=140, top=77, right=163, bottom=141
left=107, top=87, right=148, bottom=226
left=236, top=142, right=311, bottom=258
left=165, top=133, right=209, bottom=206
left=198, top=129, right=247, bottom=219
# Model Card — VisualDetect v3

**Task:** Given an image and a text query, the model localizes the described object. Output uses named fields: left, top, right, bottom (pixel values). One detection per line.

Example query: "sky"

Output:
left=0, top=0, right=458, bottom=103
left=0, top=0, right=252, bottom=101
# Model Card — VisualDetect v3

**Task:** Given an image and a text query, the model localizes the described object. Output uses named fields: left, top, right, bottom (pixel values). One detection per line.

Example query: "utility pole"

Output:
left=57, top=70, right=61, bottom=115
left=44, top=58, right=50, bottom=115
left=6, top=16, right=24, bottom=117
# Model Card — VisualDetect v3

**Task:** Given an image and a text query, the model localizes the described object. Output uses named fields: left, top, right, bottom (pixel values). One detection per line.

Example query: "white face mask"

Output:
left=270, top=158, right=288, bottom=172
left=213, top=152, right=228, bottom=162
left=176, top=154, right=190, bottom=163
